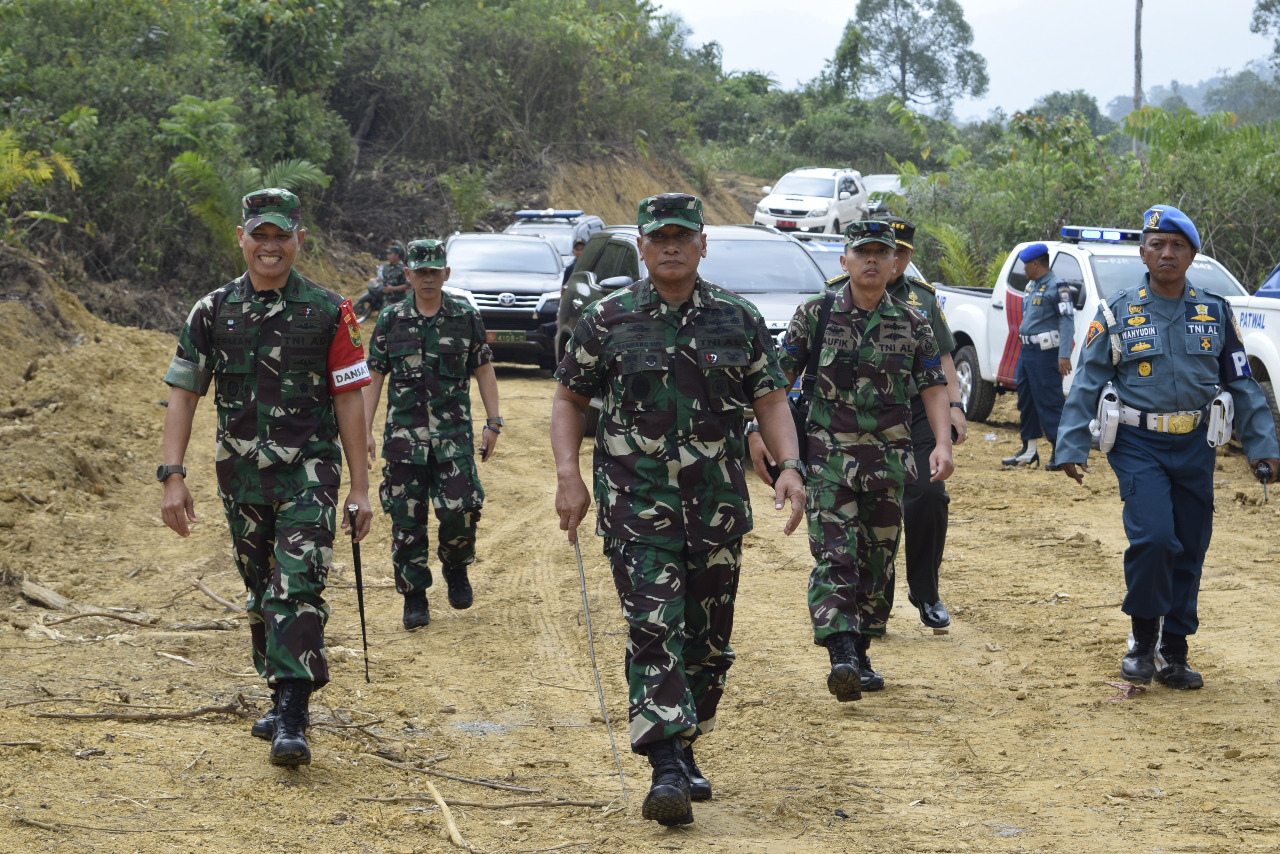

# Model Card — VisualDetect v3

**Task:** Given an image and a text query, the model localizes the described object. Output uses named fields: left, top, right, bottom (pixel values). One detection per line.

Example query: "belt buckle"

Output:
left=1167, top=413, right=1195, bottom=434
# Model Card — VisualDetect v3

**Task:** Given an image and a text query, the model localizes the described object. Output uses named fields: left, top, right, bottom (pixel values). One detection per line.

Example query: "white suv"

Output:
left=753, top=167, right=870, bottom=235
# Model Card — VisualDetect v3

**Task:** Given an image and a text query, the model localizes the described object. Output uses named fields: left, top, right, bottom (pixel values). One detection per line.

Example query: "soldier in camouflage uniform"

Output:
left=378, top=242, right=410, bottom=304
left=551, top=193, right=806, bottom=827
left=363, top=239, right=501, bottom=630
left=779, top=220, right=953, bottom=704
left=160, top=189, right=373, bottom=767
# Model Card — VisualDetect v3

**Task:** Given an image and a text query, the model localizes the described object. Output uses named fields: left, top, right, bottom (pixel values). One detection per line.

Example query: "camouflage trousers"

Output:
left=604, top=537, right=742, bottom=754
left=222, top=487, right=335, bottom=688
left=806, top=477, right=904, bottom=644
left=379, top=458, right=483, bottom=594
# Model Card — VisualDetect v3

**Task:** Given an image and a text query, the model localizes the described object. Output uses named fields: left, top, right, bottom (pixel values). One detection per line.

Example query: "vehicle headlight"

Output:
left=756, top=203, right=769, bottom=214
left=811, top=204, right=829, bottom=217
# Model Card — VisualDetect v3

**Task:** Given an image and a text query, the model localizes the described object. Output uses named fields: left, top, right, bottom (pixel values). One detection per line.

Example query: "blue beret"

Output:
left=1142, top=205, right=1200, bottom=251
left=1018, top=243, right=1049, bottom=263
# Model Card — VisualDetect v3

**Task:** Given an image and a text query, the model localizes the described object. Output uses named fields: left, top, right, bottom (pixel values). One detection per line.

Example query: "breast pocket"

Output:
left=699, top=346, right=750, bottom=410
left=214, top=362, right=252, bottom=409
left=438, top=342, right=467, bottom=378
left=281, top=372, right=325, bottom=407
left=1184, top=333, right=1221, bottom=357
left=617, top=349, right=669, bottom=411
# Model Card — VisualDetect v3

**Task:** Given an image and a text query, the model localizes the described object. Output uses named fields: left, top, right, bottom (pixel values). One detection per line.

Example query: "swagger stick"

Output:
left=574, top=538, right=628, bottom=803
left=348, top=504, right=372, bottom=683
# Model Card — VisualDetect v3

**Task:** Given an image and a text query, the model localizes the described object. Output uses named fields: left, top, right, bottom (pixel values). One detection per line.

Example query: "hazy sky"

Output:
left=655, top=0, right=1274, bottom=120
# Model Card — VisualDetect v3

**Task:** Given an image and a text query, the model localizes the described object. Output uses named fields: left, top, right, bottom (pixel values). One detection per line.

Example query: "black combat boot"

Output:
left=641, top=738, right=693, bottom=825
left=825, top=632, right=861, bottom=702
left=1120, top=616, right=1161, bottom=684
left=442, top=566, right=474, bottom=610
left=269, top=679, right=313, bottom=766
left=251, top=689, right=279, bottom=741
left=1155, top=632, right=1204, bottom=690
left=402, top=591, right=430, bottom=629
left=683, top=743, right=711, bottom=801
left=855, top=634, right=885, bottom=692
left=1001, top=441, right=1039, bottom=467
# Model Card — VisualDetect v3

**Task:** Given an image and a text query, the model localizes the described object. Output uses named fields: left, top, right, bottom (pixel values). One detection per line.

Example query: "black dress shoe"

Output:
left=907, top=593, right=951, bottom=630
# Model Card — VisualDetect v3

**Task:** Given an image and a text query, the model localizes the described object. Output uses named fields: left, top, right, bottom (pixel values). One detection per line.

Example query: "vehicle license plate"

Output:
left=777, top=220, right=796, bottom=229
left=487, top=330, right=526, bottom=344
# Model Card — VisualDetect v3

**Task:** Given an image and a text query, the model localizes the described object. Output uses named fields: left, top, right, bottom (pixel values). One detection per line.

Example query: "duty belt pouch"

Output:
left=1206, top=389, right=1234, bottom=447
left=1095, top=381, right=1120, bottom=452
left=1039, top=331, right=1060, bottom=351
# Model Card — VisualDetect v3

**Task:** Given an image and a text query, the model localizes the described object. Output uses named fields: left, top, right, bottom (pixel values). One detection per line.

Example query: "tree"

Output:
left=1029, top=90, right=1117, bottom=137
left=853, top=0, right=988, bottom=112
left=1254, top=0, right=1280, bottom=69
left=1133, top=0, right=1143, bottom=155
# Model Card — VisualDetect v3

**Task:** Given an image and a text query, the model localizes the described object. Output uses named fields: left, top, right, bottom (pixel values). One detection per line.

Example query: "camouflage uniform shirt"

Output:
left=380, top=261, right=408, bottom=301
left=163, top=270, right=371, bottom=504
left=366, top=292, right=492, bottom=464
left=781, top=283, right=946, bottom=490
left=556, top=276, right=786, bottom=551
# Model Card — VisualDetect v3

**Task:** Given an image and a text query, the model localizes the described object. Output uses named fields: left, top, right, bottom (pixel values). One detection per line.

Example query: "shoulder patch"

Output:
left=1084, top=320, right=1106, bottom=347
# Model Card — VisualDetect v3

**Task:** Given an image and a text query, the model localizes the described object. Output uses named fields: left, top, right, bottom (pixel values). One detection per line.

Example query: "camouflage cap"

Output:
left=844, top=220, right=897, bottom=250
left=242, top=188, right=302, bottom=233
left=637, top=193, right=704, bottom=235
left=883, top=216, right=916, bottom=250
left=405, top=239, right=447, bottom=270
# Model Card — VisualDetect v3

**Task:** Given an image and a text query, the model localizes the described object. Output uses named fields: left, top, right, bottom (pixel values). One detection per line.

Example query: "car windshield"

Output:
left=447, top=238, right=560, bottom=274
left=771, top=176, right=835, bottom=198
left=694, top=240, right=827, bottom=293
left=1088, top=254, right=1247, bottom=299
left=863, top=175, right=902, bottom=195
left=505, top=222, right=574, bottom=254
left=803, top=244, right=924, bottom=282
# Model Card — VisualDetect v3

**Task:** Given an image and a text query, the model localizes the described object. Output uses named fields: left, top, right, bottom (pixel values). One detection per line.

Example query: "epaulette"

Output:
left=824, top=272, right=849, bottom=288
left=906, top=274, right=935, bottom=294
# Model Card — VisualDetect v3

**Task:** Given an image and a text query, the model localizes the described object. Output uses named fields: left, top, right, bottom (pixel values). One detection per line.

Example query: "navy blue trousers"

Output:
left=1107, top=424, right=1215, bottom=635
left=1015, top=354, right=1042, bottom=443
left=1017, top=347, right=1064, bottom=447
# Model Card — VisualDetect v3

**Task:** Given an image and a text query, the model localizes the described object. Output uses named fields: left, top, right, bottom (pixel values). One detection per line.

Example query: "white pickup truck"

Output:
left=933, top=226, right=1280, bottom=427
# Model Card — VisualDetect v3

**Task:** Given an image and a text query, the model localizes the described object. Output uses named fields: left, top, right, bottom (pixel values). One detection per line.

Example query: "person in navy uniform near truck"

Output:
left=1057, top=205, right=1279, bottom=690
left=1008, top=243, right=1075, bottom=469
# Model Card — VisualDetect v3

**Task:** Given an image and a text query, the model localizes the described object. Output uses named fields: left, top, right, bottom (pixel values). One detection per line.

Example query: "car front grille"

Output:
left=470, top=292, right=543, bottom=311
left=768, top=208, right=812, bottom=217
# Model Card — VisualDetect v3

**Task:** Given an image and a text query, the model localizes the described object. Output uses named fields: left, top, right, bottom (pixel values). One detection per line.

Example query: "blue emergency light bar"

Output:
left=1060, top=225, right=1142, bottom=244
left=514, top=209, right=585, bottom=220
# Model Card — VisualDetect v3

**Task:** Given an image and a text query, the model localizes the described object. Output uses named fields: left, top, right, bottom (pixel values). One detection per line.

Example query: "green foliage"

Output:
left=1254, top=0, right=1280, bottom=70
left=439, top=166, right=490, bottom=232
left=1028, top=90, right=1117, bottom=138
left=215, top=0, right=344, bottom=91
left=926, top=222, right=998, bottom=290
left=854, top=0, right=988, bottom=112
left=1204, top=67, right=1280, bottom=124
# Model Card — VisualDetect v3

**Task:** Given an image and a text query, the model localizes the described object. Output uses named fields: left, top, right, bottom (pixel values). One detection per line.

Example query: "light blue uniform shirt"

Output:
left=1056, top=275, right=1279, bottom=464
left=1018, top=270, right=1074, bottom=359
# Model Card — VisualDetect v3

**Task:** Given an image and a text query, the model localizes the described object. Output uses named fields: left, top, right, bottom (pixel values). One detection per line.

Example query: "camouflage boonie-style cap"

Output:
left=844, top=220, right=897, bottom=249
left=637, top=193, right=704, bottom=235
left=242, top=188, right=302, bottom=233
left=883, top=216, right=916, bottom=250
left=405, top=239, right=447, bottom=270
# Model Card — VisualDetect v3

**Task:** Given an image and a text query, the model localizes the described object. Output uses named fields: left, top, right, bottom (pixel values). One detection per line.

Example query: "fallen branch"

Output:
left=194, top=579, right=241, bottom=613
left=21, top=579, right=73, bottom=611
left=354, top=796, right=609, bottom=809
left=33, top=697, right=252, bottom=722
left=162, top=619, right=240, bottom=631
left=0, top=741, right=41, bottom=748
left=361, top=753, right=541, bottom=793
left=15, top=816, right=212, bottom=834
left=45, top=609, right=154, bottom=627
left=6, top=697, right=179, bottom=710
left=423, top=779, right=472, bottom=852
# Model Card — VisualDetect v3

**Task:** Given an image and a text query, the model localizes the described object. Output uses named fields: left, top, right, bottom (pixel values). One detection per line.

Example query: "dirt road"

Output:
left=2, top=288, right=1279, bottom=853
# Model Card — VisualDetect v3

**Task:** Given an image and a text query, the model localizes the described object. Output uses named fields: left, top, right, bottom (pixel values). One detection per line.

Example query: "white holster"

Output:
left=1206, top=389, right=1234, bottom=448
left=1096, top=382, right=1121, bottom=452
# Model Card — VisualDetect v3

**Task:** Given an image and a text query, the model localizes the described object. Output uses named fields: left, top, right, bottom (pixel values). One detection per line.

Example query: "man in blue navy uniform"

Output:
left=1057, top=205, right=1279, bottom=690
left=1009, top=243, right=1074, bottom=469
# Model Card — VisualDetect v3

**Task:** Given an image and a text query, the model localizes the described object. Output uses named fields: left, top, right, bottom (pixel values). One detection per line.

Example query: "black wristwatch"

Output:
left=745, top=422, right=760, bottom=435
left=156, top=464, right=187, bottom=482
left=949, top=401, right=965, bottom=409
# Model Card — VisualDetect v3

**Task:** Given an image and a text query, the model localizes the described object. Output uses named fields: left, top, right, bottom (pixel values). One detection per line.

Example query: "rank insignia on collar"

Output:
left=1138, top=288, right=1148, bottom=299
left=1189, top=287, right=1196, bottom=298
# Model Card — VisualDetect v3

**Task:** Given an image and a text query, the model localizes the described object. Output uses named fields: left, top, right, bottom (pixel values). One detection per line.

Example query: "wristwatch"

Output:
left=949, top=401, right=965, bottom=409
left=486, top=416, right=505, bottom=427
left=779, top=459, right=804, bottom=476
left=156, top=464, right=187, bottom=482
left=745, top=422, right=760, bottom=435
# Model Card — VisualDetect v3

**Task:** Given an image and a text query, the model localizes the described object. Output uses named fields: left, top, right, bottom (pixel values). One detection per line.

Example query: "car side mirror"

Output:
left=599, top=275, right=634, bottom=291
left=762, top=185, right=773, bottom=194
left=839, top=191, right=851, bottom=200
